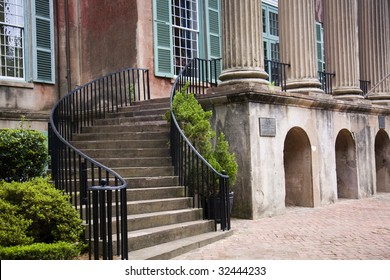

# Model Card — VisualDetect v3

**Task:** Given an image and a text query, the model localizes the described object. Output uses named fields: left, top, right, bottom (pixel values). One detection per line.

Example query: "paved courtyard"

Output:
left=174, top=193, right=390, bottom=260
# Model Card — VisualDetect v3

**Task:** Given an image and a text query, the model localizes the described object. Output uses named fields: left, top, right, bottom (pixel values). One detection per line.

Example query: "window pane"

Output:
left=269, top=12, right=279, bottom=36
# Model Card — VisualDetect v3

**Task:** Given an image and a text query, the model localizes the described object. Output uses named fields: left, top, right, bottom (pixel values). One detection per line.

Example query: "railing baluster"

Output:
left=50, top=67, right=149, bottom=260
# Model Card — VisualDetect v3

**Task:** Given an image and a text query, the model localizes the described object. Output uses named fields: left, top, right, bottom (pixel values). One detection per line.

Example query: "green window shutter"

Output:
left=207, top=0, right=222, bottom=81
left=153, top=0, right=173, bottom=78
left=32, top=0, right=55, bottom=83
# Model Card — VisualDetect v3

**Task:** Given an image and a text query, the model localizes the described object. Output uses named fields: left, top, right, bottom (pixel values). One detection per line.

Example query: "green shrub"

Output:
left=0, top=199, right=33, bottom=247
left=0, top=120, right=48, bottom=182
left=0, top=241, right=84, bottom=260
left=214, top=133, right=238, bottom=186
left=0, top=178, right=84, bottom=244
left=168, top=83, right=238, bottom=191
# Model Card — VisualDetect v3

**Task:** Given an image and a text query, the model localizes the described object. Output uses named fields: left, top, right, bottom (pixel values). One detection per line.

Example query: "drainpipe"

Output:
left=54, top=0, right=61, bottom=100
left=65, top=0, right=72, bottom=93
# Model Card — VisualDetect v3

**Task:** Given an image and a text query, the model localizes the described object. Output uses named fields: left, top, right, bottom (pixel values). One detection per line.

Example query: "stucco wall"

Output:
left=201, top=85, right=390, bottom=219
left=78, top=0, right=138, bottom=83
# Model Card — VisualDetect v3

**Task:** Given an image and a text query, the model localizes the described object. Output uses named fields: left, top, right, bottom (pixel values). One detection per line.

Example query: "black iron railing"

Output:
left=49, top=68, right=150, bottom=259
left=363, top=73, right=390, bottom=99
left=360, top=80, right=370, bottom=96
left=169, top=58, right=231, bottom=231
left=264, top=59, right=290, bottom=92
left=319, top=71, right=335, bottom=94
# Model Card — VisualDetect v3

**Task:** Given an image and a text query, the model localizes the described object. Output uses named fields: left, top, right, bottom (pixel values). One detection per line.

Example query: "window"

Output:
left=262, top=3, right=280, bottom=84
left=269, top=11, right=278, bottom=37
left=316, top=22, right=324, bottom=72
left=153, top=0, right=221, bottom=78
left=0, top=0, right=54, bottom=83
left=172, top=0, right=198, bottom=75
left=0, top=0, right=24, bottom=79
left=262, top=3, right=279, bottom=61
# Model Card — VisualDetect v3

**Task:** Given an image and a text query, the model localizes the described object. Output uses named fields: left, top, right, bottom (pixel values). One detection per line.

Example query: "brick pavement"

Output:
left=173, top=193, right=390, bottom=260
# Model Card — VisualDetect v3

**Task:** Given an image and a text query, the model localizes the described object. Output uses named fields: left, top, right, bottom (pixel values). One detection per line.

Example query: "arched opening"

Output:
left=375, top=130, right=390, bottom=192
left=335, top=129, right=358, bottom=199
left=283, top=127, right=314, bottom=207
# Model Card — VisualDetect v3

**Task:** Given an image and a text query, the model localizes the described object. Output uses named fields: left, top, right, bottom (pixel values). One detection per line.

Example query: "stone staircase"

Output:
left=71, top=98, right=232, bottom=259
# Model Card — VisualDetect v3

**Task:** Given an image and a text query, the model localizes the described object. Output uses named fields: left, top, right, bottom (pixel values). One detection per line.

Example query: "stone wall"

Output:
left=200, top=84, right=390, bottom=219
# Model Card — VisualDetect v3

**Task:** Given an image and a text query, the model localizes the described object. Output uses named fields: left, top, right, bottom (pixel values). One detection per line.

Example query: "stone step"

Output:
left=125, top=220, right=215, bottom=251
left=125, top=176, right=179, bottom=189
left=126, top=209, right=203, bottom=232
left=80, top=197, right=192, bottom=218
left=64, top=176, right=180, bottom=193
left=126, top=197, right=192, bottom=215
left=112, top=166, right=174, bottom=178
left=61, top=166, right=174, bottom=181
left=128, top=230, right=233, bottom=260
left=96, top=114, right=165, bottom=126
left=127, top=186, right=185, bottom=201
left=81, top=123, right=169, bottom=134
left=71, top=139, right=168, bottom=150
left=132, top=97, right=170, bottom=105
left=118, top=102, right=169, bottom=113
left=80, top=148, right=170, bottom=158
left=93, top=157, right=172, bottom=168
left=92, top=220, right=216, bottom=255
left=114, top=108, right=169, bottom=118
left=72, top=131, right=169, bottom=141
left=86, top=208, right=203, bottom=236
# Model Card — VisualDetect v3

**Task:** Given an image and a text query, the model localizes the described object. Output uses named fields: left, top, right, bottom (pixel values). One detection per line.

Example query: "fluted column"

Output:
left=219, top=0, right=269, bottom=85
left=279, top=0, right=322, bottom=93
left=323, top=0, right=363, bottom=99
left=358, top=0, right=390, bottom=103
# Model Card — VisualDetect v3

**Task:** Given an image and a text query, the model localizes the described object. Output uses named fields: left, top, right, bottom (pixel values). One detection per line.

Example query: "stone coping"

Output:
left=197, top=83, right=390, bottom=115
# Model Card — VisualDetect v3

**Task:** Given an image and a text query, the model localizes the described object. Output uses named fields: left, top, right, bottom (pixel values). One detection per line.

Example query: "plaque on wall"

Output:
left=259, top=118, right=276, bottom=137
left=379, top=116, right=385, bottom=129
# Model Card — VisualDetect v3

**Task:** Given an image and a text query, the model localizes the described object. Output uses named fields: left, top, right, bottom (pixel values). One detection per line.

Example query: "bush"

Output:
left=0, top=242, right=84, bottom=260
left=168, top=83, right=238, bottom=190
left=0, top=199, right=33, bottom=247
left=0, top=178, right=84, bottom=244
left=214, top=133, right=238, bottom=186
left=0, top=120, right=48, bottom=182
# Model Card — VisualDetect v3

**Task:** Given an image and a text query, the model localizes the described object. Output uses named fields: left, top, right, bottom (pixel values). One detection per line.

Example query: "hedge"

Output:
left=0, top=242, right=84, bottom=260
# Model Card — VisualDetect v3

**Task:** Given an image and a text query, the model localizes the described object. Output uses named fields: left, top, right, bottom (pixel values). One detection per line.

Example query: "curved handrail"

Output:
left=169, top=58, right=231, bottom=231
left=49, top=67, right=150, bottom=259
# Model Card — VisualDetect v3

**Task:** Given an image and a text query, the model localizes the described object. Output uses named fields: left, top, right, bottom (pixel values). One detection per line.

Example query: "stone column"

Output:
left=358, top=0, right=390, bottom=103
left=279, top=0, right=322, bottom=93
left=219, top=0, right=269, bottom=85
left=323, top=0, right=363, bottom=99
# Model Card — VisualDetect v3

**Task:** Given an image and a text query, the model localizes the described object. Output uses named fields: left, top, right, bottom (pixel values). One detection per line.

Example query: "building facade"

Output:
left=1, top=0, right=389, bottom=218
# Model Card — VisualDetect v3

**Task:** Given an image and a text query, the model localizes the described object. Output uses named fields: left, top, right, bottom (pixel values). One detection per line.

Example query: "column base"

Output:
left=219, top=68, right=269, bottom=85
left=332, top=87, right=364, bottom=100
left=286, top=78, right=323, bottom=94
left=367, top=93, right=390, bottom=105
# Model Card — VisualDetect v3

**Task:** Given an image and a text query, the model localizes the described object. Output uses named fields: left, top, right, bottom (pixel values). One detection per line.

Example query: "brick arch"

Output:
left=283, top=127, right=314, bottom=207
left=335, top=129, right=358, bottom=199
left=375, top=130, right=390, bottom=192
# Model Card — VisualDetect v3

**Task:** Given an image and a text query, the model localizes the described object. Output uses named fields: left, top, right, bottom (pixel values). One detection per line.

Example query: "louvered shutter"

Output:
left=32, top=0, right=55, bottom=83
left=207, top=0, right=221, bottom=81
left=153, top=0, right=173, bottom=78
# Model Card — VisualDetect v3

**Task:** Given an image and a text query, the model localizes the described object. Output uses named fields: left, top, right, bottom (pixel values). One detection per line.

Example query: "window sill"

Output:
left=0, top=79, right=34, bottom=89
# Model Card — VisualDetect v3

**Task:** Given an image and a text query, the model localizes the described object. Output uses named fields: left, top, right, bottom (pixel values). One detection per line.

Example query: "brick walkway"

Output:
left=173, top=193, right=390, bottom=260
